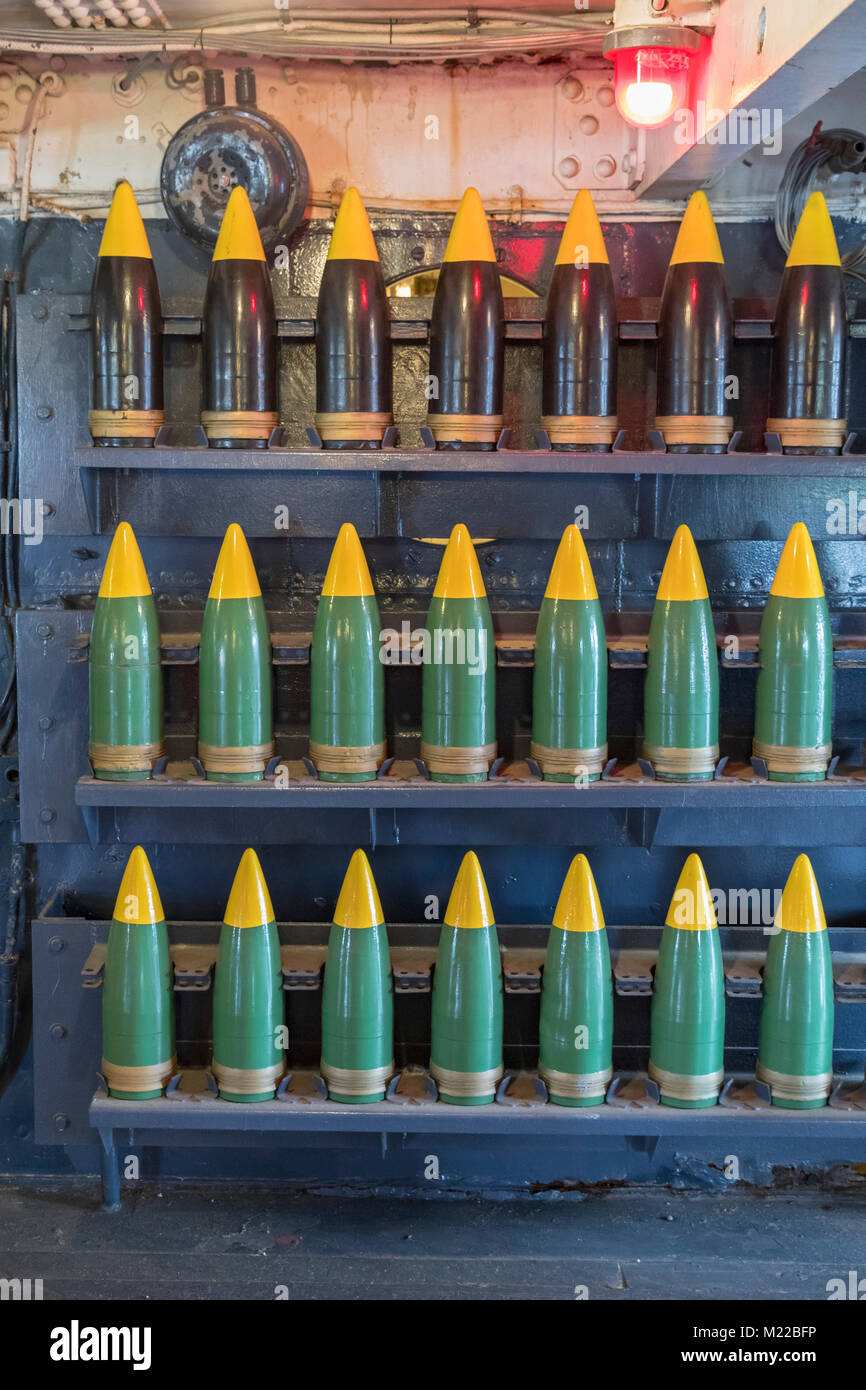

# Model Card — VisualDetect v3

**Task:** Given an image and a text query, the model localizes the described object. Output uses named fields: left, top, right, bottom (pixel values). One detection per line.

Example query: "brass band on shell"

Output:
left=540, top=414, right=618, bottom=446
left=648, top=1062, right=724, bottom=1102
left=322, top=1061, right=394, bottom=1096
left=309, top=740, right=386, bottom=775
left=213, top=1060, right=285, bottom=1095
left=642, top=742, right=719, bottom=777
left=90, top=740, right=163, bottom=773
left=530, top=741, right=607, bottom=778
left=102, top=1056, right=176, bottom=1094
left=756, top=1063, right=832, bottom=1105
left=88, top=407, right=165, bottom=440
left=541, top=1064, right=613, bottom=1101
left=198, top=740, right=274, bottom=775
left=431, top=1062, right=504, bottom=1098
left=765, top=417, right=847, bottom=450
left=201, top=409, right=279, bottom=441
left=314, top=410, right=393, bottom=442
left=427, top=412, right=503, bottom=444
left=752, top=739, right=832, bottom=775
left=421, top=741, right=497, bottom=776
left=655, top=414, right=733, bottom=446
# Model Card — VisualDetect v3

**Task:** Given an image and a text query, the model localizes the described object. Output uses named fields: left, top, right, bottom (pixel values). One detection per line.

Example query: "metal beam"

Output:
left=637, top=0, right=866, bottom=198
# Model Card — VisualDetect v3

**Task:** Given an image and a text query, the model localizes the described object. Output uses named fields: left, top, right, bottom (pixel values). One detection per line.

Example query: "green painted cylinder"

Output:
left=758, top=929, right=834, bottom=1109
left=212, top=922, right=284, bottom=1102
left=199, top=593, right=273, bottom=782
left=650, top=926, right=725, bottom=1108
left=321, top=923, right=393, bottom=1102
left=422, top=594, right=495, bottom=784
left=754, top=595, right=832, bottom=782
left=89, top=593, right=162, bottom=780
left=431, top=923, right=503, bottom=1105
left=532, top=595, right=607, bottom=782
left=310, top=594, right=384, bottom=783
left=539, top=927, right=612, bottom=1106
left=102, top=917, right=174, bottom=1101
left=644, top=597, right=718, bottom=781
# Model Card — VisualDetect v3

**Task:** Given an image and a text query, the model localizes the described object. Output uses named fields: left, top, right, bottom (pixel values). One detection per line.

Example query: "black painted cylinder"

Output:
left=542, top=262, right=617, bottom=452
left=769, top=264, right=847, bottom=455
left=428, top=260, right=504, bottom=451
left=316, top=259, right=392, bottom=451
left=656, top=261, right=732, bottom=455
left=202, top=258, right=276, bottom=450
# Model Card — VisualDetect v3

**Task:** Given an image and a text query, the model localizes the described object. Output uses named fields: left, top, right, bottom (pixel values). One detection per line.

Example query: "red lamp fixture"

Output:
left=603, top=25, right=701, bottom=130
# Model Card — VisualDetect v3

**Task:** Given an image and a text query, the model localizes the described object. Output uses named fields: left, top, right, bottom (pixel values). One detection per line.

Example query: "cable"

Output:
left=774, top=123, right=866, bottom=286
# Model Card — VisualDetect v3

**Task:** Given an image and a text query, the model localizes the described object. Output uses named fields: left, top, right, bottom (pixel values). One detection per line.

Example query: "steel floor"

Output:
left=1, top=1182, right=865, bottom=1300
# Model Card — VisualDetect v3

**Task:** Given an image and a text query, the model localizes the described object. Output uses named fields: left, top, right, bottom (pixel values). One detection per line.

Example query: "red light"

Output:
left=137, top=287, right=144, bottom=312
left=250, top=292, right=257, bottom=313
left=360, top=281, right=368, bottom=310
left=473, top=271, right=481, bottom=301
left=605, top=40, right=693, bottom=130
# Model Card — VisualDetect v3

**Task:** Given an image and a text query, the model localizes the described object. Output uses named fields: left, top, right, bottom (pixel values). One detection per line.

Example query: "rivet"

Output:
left=53, top=1113, right=70, bottom=1132
left=38, top=716, right=54, bottom=731
left=580, top=115, right=599, bottom=136
left=50, top=1024, right=67, bottom=1042
left=594, top=156, right=617, bottom=179
left=36, top=622, right=53, bottom=638
left=39, top=806, right=56, bottom=824
left=36, top=405, right=53, bottom=421
left=557, top=156, right=581, bottom=179
left=48, top=936, right=65, bottom=954
left=32, top=304, right=48, bottom=321
left=562, top=76, right=584, bottom=102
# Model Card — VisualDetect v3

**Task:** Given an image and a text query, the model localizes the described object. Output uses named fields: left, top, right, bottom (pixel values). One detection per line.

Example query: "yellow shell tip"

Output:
left=544, top=525, right=599, bottom=600
left=786, top=191, right=841, bottom=269
left=223, top=847, right=275, bottom=928
left=443, top=187, right=496, bottom=264
left=665, top=852, right=717, bottom=930
left=444, top=851, right=495, bottom=929
left=321, top=523, right=375, bottom=597
left=770, top=523, right=824, bottom=598
left=555, top=190, right=609, bottom=267
left=333, top=848, right=384, bottom=929
left=553, top=854, right=605, bottom=932
left=113, top=845, right=164, bottom=925
left=212, top=186, right=266, bottom=262
left=656, top=525, right=708, bottom=601
left=327, top=186, right=379, bottom=262
left=774, top=853, right=826, bottom=933
left=98, top=181, right=152, bottom=260
left=432, top=524, right=487, bottom=599
left=208, top=524, right=262, bottom=600
left=669, top=190, right=724, bottom=266
left=98, top=521, right=151, bottom=599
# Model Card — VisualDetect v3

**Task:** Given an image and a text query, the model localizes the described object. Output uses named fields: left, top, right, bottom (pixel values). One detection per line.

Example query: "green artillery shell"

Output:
left=649, top=853, right=725, bottom=1108
left=309, top=523, right=384, bottom=782
left=757, top=854, right=834, bottom=1108
left=90, top=181, right=164, bottom=447
left=102, top=846, right=175, bottom=1100
left=198, top=523, right=273, bottom=782
left=89, top=522, right=162, bottom=781
left=541, top=190, right=617, bottom=451
left=643, top=524, right=718, bottom=781
left=430, top=851, right=503, bottom=1105
left=212, top=848, right=285, bottom=1102
left=427, top=187, right=504, bottom=450
left=532, top=525, right=607, bottom=781
left=421, top=524, right=496, bottom=783
left=655, top=191, right=733, bottom=454
left=754, top=523, right=832, bottom=781
left=768, top=192, right=847, bottom=454
left=315, top=186, right=392, bottom=449
left=539, top=854, right=613, bottom=1106
left=202, top=186, right=277, bottom=449
left=321, top=849, right=393, bottom=1103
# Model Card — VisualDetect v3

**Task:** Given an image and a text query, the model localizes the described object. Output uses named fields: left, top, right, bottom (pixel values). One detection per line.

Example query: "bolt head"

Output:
left=36, top=406, right=53, bottom=421
left=38, top=716, right=54, bottom=731
left=32, top=304, right=48, bottom=321
left=48, top=936, right=64, bottom=954
left=49, top=1023, right=66, bottom=1041
left=39, top=807, right=56, bottom=824
left=53, top=1113, right=70, bottom=1132
left=35, top=622, right=53, bottom=638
